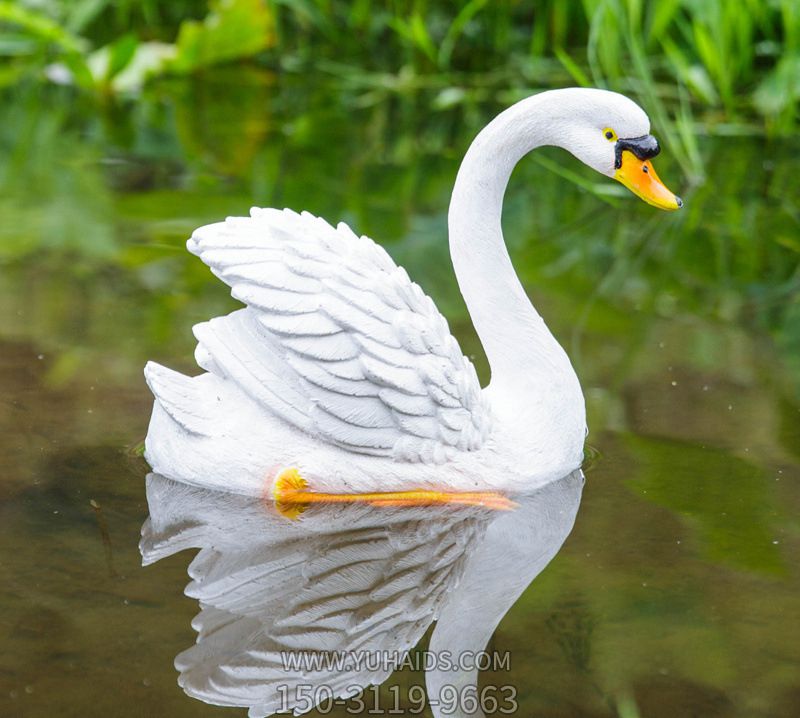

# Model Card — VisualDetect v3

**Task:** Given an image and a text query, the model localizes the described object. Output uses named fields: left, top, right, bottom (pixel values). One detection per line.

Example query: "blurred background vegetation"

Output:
left=2, top=0, right=798, bottom=379
left=3, top=0, right=800, bottom=148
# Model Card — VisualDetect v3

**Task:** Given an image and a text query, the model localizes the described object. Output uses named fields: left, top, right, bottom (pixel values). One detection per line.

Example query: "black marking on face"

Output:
left=614, top=134, right=660, bottom=169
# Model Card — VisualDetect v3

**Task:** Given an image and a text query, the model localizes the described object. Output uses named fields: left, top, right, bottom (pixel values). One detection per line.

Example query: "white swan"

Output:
left=143, top=87, right=680, bottom=511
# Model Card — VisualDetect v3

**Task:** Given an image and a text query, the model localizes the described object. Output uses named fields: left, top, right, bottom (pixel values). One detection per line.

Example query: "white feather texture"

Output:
left=140, top=470, right=583, bottom=717
left=186, top=208, right=491, bottom=465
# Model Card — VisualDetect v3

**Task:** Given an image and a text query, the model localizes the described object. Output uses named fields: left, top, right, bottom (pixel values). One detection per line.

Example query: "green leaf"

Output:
left=0, top=1, right=87, bottom=55
left=62, top=52, right=95, bottom=88
left=172, top=0, right=276, bottom=74
left=105, top=32, right=138, bottom=81
left=409, top=13, right=437, bottom=64
left=753, top=54, right=800, bottom=116
left=65, top=0, right=111, bottom=34
left=555, top=47, right=591, bottom=87
left=438, top=0, right=490, bottom=70
left=0, top=0, right=93, bottom=86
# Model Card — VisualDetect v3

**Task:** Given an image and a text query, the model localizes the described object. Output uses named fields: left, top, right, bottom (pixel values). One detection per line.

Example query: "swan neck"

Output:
left=448, top=95, right=570, bottom=396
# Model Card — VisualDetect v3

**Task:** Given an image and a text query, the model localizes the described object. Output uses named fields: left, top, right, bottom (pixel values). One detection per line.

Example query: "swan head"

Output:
left=547, top=88, right=683, bottom=211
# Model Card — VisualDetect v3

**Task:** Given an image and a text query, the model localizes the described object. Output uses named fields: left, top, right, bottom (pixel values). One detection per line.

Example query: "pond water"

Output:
left=1, top=69, right=799, bottom=717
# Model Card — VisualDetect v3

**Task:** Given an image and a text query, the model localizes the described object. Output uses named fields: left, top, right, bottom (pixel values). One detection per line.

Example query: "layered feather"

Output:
left=187, top=208, right=492, bottom=464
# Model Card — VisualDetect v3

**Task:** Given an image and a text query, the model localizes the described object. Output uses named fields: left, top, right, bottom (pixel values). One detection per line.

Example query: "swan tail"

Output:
left=144, top=361, right=215, bottom=437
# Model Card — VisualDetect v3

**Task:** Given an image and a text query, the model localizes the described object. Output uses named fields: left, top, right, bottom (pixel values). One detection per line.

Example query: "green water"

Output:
left=1, top=70, right=799, bottom=717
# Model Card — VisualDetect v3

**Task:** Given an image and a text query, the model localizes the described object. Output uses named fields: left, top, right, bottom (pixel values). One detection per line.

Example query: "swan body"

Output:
left=144, top=87, right=680, bottom=500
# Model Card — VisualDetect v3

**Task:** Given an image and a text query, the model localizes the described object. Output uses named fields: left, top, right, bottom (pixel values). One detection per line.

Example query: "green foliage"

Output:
left=171, top=0, right=276, bottom=73
left=1, top=71, right=797, bottom=388
left=0, top=0, right=92, bottom=86
left=0, top=1, right=797, bottom=137
left=0, top=0, right=274, bottom=89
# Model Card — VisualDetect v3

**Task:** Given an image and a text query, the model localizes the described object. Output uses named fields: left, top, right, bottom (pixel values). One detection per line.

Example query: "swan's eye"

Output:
left=603, top=128, right=617, bottom=141
left=643, top=165, right=649, bottom=173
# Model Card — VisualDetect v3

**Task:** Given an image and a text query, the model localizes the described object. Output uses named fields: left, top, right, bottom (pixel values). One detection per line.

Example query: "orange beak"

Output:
left=614, top=150, right=682, bottom=211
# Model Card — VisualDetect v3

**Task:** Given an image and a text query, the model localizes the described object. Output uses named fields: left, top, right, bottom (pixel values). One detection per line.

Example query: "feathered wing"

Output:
left=141, top=474, right=489, bottom=717
left=185, top=208, right=491, bottom=464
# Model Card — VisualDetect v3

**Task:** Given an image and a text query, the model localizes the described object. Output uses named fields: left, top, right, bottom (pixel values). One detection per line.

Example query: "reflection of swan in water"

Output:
left=140, top=469, right=584, bottom=717
left=143, top=89, right=680, bottom=518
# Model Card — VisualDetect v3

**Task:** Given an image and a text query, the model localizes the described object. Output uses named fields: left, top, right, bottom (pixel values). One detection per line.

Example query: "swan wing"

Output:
left=187, top=208, right=491, bottom=463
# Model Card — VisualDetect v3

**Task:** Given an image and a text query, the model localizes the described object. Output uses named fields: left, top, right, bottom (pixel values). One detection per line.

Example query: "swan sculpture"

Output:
left=144, top=87, right=680, bottom=513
